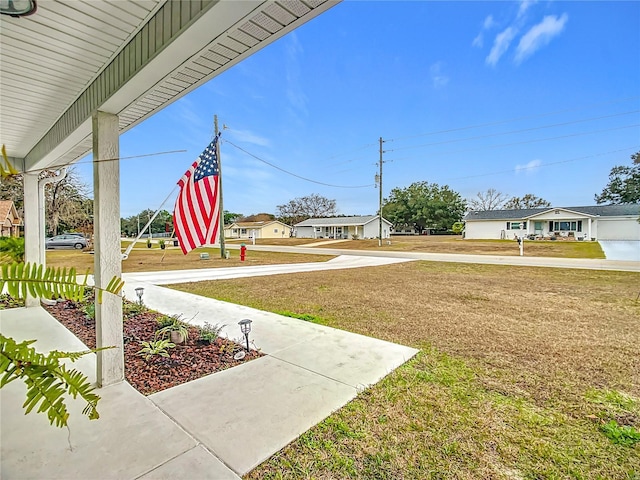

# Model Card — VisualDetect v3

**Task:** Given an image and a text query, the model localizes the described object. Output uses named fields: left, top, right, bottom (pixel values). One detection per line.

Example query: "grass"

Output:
left=299, top=235, right=606, bottom=258
left=45, top=245, right=332, bottom=274
left=169, top=261, right=640, bottom=479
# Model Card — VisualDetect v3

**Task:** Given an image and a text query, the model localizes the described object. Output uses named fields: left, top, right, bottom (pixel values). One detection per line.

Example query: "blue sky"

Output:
left=76, top=1, right=640, bottom=218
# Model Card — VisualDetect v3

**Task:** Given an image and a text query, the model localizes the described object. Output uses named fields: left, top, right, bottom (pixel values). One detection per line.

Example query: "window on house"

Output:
left=315, top=227, right=321, bottom=232
left=552, top=221, right=582, bottom=232
left=240, top=228, right=247, bottom=235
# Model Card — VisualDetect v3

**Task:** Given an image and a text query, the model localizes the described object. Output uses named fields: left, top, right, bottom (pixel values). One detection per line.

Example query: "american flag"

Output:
left=173, top=134, right=221, bottom=255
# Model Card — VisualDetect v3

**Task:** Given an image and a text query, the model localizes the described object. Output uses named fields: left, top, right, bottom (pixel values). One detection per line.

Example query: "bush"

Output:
left=199, top=322, right=227, bottom=344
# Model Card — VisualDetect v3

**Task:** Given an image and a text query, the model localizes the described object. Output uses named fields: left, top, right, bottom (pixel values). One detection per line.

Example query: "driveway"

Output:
left=599, top=240, right=640, bottom=261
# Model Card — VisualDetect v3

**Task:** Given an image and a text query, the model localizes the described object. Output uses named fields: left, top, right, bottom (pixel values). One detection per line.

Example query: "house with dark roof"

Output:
left=294, top=215, right=392, bottom=239
left=0, top=200, right=22, bottom=237
left=463, top=205, right=640, bottom=241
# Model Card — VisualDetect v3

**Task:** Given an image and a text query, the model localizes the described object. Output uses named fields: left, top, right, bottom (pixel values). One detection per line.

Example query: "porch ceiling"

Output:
left=0, top=0, right=338, bottom=173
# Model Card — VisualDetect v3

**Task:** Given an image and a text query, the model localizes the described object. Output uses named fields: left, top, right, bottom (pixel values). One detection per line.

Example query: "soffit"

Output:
left=0, top=0, right=339, bottom=173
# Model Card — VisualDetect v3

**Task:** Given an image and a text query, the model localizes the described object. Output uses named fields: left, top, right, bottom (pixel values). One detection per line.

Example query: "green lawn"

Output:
left=169, top=262, right=640, bottom=479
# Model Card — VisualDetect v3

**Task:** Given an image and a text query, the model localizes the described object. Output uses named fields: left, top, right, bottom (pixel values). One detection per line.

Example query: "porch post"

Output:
left=93, top=111, right=124, bottom=387
left=22, top=172, right=40, bottom=307
left=588, top=218, right=592, bottom=240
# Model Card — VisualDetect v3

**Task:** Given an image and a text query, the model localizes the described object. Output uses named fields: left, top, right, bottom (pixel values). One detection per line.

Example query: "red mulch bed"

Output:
left=41, top=298, right=262, bottom=395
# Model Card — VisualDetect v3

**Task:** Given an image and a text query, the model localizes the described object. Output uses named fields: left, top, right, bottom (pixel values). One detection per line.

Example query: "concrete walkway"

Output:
left=1, top=254, right=418, bottom=479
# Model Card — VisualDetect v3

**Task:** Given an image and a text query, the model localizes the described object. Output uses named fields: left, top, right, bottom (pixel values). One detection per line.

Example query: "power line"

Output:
left=389, top=124, right=640, bottom=163
left=386, top=111, right=640, bottom=153
left=440, top=146, right=640, bottom=183
left=223, top=139, right=374, bottom=189
left=386, top=95, right=640, bottom=143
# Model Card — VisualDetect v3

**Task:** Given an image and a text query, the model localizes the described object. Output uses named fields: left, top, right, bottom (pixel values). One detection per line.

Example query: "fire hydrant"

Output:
left=240, top=243, right=247, bottom=261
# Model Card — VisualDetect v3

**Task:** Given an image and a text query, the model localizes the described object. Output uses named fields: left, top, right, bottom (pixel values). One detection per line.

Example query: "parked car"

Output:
left=45, top=234, right=87, bottom=250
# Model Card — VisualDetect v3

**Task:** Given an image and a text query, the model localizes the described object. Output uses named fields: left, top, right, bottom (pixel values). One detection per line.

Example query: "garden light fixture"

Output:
left=135, top=287, right=144, bottom=305
left=238, top=318, right=252, bottom=351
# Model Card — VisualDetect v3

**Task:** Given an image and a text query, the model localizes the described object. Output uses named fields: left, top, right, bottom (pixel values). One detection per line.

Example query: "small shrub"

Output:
left=0, top=293, right=24, bottom=309
left=82, top=303, right=95, bottom=320
left=157, top=314, right=190, bottom=342
left=156, top=314, right=176, bottom=329
left=351, top=234, right=359, bottom=240
left=123, top=298, right=147, bottom=318
left=136, top=338, right=176, bottom=361
left=199, top=322, right=227, bottom=344
left=0, top=236, right=25, bottom=263
left=146, top=239, right=152, bottom=248
left=600, top=420, right=640, bottom=447
left=158, top=239, right=166, bottom=250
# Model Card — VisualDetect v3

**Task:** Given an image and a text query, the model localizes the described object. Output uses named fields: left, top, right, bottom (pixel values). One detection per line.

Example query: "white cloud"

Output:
left=430, top=62, right=449, bottom=88
left=517, top=0, right=537, bottom=19
left=486, top=27, right=517, bottom=66
left=472, top=33, right=483, bottom=48
left=515, top=159, right=542, bottom=174
left=472, top=15, right=496, bottom=48
left=285, top=32, right=308, bottom=115
left=515, top=14, right=568, bottom=64
left=228, top=129, right=271, bottom=147
left=483, top=14, right=496, bottom=29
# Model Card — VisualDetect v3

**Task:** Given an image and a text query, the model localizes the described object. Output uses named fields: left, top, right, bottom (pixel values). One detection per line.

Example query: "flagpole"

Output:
left=215, top=115, right=226, bottom=259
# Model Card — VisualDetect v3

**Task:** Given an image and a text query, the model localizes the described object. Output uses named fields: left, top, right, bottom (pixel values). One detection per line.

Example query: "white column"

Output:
left=588, top=218, right=592, bottom=240
left=23, top=172, right=41, bottom=307
left=93, top=111, right=124, bottom=387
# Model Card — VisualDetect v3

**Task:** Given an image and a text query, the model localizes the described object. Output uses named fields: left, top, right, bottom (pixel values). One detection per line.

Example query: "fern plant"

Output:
left=0, top=261, right=124, bottom=428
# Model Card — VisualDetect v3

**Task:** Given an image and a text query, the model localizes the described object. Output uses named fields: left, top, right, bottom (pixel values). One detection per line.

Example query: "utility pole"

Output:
left=378, top=137, right=384, bottom=247
left=215, top=115, right=226, bottom=259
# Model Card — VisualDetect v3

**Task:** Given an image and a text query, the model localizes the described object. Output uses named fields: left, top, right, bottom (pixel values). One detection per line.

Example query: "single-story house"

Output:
left=464, top=204, right=640, bottom=241
left=224, top=221, right=292, bottom=240
left=294, top=215, right=392, bottom=239
left=0, top=200, right=22, bottom=237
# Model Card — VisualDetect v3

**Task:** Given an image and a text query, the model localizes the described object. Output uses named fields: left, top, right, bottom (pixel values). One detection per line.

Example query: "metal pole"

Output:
left=378, top=137, right=383, bottom=247
left=215, top=115, right=226, bottom=259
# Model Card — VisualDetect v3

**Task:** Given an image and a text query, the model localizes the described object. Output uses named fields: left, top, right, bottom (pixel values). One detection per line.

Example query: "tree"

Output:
left=595, top=152, right=640, bottom=204
left=224, top=211, right=243, bottom=224
left=383, top=181, right=466, bottom=234
left=0, top=174, right=24, bottom=215
left=43, top=168, right=91, bottom=236
left=276, top=194, right=337, bottom=225
left=504, top=194, right=551, bottom=210
left=1, top=168, right=92, bottom=236
left=468, top=188, right=508, bottom=211
left=241, top=213, right=275, bottom=222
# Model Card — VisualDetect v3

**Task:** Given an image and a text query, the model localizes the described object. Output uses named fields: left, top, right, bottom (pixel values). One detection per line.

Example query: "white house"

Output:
left=224, top=221, right=292, bottom=240
left=294, top=215, right=392, bottom=239
left=464, top=205, right=640, bottom=241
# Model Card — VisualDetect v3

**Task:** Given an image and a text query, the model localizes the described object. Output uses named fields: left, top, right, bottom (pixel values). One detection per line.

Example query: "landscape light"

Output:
left=238, top=318, right=252, bottom=351
left=135, top=287, right=144, bottom=305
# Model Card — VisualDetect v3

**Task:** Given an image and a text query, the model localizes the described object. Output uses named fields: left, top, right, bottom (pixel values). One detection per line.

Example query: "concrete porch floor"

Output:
left=1, top=284, right=417, bottom=479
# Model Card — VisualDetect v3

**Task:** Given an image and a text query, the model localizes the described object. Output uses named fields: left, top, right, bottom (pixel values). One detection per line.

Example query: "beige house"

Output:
left=224, top=221, right=292, bottom=240
left=0, top=200, right=22, bottom=237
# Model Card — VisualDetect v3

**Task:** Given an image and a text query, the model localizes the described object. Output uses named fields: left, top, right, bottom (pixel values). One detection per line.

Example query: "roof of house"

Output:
left=464, top=204, right=640, bottom=221
left=295, top=215, right=391, bottom=227
left=0, top=200, right=21, bottom=224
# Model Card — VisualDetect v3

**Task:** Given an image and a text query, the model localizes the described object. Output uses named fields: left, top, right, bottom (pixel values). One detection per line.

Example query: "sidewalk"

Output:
left=1, top=256, right=418, bottom=479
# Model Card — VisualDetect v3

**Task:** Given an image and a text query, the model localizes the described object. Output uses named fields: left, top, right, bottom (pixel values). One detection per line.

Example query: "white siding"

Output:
left=363, top=220, right=390, bottom=239
left=596, top=218, right=640, bottom=240
left=295, top=226, right=316, bottom=238
left=465, top=220, right=510, bottom=239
